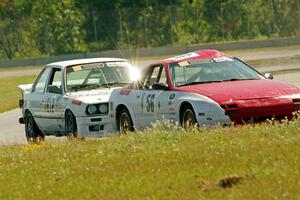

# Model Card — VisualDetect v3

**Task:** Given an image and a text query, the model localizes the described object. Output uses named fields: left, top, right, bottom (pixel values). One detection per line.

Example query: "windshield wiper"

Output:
left=222, top=78, right=259, bottom=82
left=107, top=82, right=131, bottom=86
left=181, top=80, right=223, bottom=86
left=69, top=84, right=110, bottom=92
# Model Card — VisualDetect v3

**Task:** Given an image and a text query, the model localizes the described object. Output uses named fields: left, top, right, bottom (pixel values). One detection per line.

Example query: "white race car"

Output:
left=18, top=58, right=139, bottom=143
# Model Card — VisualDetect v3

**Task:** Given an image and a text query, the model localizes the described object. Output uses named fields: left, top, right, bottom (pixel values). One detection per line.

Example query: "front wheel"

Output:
left=181, top=106, right=197, bottom=128
left=118, top=108, right=134, bottom=134
left=65, top=111, right=78, bottom=139
left=25, top=112, right=44, bottom=144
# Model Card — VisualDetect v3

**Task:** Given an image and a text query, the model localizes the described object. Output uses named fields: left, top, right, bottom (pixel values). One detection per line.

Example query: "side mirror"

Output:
left=149, top=76, right=157, bottom=85
left=264, top=73, right=274, bottom=80
left=151, top=83, right=168, bottom=90
left=48, top=85, right=62, bottom=94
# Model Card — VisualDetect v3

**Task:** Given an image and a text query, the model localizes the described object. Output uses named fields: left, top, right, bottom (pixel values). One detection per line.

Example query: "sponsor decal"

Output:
left=81, top=63, right=105, bottom=70
left=189, top=59, right=212, bottom=65
left=178, top=61, right=190, bottom=67
left=106, top=62, right=129, bottom=67
left=169, top=107, right=175, bottom=112
left=75, top=91, right=110, bottom=97
left=72, top=65, right=82, bottom=71
left=166, top=52, right=199, bottom=61
left=213, top=56, right=233, bottom=62
left=119, top=89, right=131, bottom=95
left=169, top=93, right=176, bottom=100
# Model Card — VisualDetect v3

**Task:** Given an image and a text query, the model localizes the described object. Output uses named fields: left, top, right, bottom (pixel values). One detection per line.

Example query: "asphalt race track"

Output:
left=1, top=49, right=300, bottom=145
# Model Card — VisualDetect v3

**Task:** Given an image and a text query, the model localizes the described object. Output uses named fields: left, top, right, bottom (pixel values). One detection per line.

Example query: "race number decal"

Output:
left=146, top=94, right=155, bottom=112
left=44, top=98, right=55, bottom=112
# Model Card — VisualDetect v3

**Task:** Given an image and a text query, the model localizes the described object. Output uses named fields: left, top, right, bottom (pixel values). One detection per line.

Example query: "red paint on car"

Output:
left=156, top=50, right=300, bottom=123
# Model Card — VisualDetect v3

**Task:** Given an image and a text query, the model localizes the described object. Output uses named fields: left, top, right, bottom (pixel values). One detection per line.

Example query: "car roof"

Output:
left=163, top=50, right=227, bottom=64
left=46, top=57, right=129, bottom=68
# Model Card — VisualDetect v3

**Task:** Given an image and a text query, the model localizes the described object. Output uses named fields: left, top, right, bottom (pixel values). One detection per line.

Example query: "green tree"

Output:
left=32, top=0, right=86, bottom=55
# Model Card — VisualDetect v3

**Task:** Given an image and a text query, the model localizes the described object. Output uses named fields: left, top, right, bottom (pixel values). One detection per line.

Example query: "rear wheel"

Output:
left=118, top=108, right=134, bottom=134
left=181, top=105, right=197, bottom=128
left=25, top=112, right=44, bottom=144
left=65, top=111, right=78, bottom=139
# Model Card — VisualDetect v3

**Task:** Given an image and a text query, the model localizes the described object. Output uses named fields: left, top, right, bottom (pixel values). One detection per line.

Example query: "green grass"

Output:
left=247, top=55, right=300, bottom=69
left=0, top=66, right=41, bottom=72
left=1, top=120, right=300, bottom=199
left=0, top=75, right=36, bottom=112
left=225, top=44, right=300, bottom=55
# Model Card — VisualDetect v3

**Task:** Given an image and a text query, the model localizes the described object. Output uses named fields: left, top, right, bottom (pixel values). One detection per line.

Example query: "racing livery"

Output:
left=18, top=58, right=139, bottom=142
left=110, top=50, right=300, bottom=132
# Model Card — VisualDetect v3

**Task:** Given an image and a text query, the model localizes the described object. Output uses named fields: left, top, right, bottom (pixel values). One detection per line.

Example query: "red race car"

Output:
left=110, top=50, right=300, bottom=131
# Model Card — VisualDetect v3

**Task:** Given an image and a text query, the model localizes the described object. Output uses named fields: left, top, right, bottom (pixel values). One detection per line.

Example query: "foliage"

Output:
left=31, top=0, right=87, bottom=55
left=0, top=0, right=300, bottom=59
left=0, top=75, right=35, bottom=112
left=1, top=118, right=300, bottom=199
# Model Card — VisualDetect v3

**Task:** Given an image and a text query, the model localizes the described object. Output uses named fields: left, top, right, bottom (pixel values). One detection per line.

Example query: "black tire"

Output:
left=25, top=112, right=44, bottom=144
left=181, top=105, right=197, bottom=128
left=118, top=108, right=134, bottom=134
left=65, top=111, right=78, bottom=139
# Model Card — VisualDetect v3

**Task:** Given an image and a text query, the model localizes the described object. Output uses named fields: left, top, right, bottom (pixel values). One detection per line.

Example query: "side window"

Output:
left=144, top=65, right=167, bottom=89
left=47, top=68, right=62, bottom=93
left=32, top=68, right=51, bottom=93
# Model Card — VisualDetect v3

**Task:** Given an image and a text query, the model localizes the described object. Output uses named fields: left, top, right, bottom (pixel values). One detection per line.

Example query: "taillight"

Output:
left=19, top=99, right=24, bottom=108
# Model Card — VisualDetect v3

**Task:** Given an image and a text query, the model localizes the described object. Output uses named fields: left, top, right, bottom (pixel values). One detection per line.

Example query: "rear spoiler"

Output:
left=18, top=84, right=32, bottom=93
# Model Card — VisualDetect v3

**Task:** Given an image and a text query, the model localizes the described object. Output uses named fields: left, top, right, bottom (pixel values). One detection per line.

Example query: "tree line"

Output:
left=0, top=0, right=299, bottom=60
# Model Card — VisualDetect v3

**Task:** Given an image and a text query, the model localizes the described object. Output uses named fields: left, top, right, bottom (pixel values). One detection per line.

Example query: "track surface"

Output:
left=1, top=49, right=300, bottom=145
left=2, top=47, right=300, bottom=78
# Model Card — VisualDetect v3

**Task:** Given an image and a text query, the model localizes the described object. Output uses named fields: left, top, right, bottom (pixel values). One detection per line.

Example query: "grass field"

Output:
left=0, top=75, right=36, bottom=112
left=0, top=119, right=300, bottom=199
left=247, top=55, right=300, bottom=69
left=0, top=66, right=40, bottom=72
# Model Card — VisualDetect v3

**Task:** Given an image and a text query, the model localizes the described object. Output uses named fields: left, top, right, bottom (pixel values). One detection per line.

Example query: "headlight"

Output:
left=87, top=105, right=98, bottom=115
left=86, top=103, right=109, bottom=115
left=99, top=103, right=108, bottom=114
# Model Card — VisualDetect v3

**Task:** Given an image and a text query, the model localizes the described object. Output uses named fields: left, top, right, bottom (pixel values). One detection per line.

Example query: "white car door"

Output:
left=28, top=67, right=52, bottom=132
left=135, top=65, right=173, bottom=128
left=42, top=67, right=66, bottom=133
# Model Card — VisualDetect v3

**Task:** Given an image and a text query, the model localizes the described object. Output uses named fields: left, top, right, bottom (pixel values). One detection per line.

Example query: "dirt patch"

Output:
left=199, top=174, right=254, bottom=190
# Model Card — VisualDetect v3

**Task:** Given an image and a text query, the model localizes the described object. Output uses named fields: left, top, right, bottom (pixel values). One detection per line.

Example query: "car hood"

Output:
left=67, top=89, right=113, bottom=104
left=175, top=79, right=300, bottom=104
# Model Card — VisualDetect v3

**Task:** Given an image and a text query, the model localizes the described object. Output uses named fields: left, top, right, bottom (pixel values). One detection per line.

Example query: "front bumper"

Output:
left=76, top=115, right=115, bottom=137
left=223, top=98, right=298, bottom=124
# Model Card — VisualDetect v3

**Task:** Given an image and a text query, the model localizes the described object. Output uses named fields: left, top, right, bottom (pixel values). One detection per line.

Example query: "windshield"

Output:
left=66, top=61, right=139, bottom=92
left=168, top=57, right=263, bottom=86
